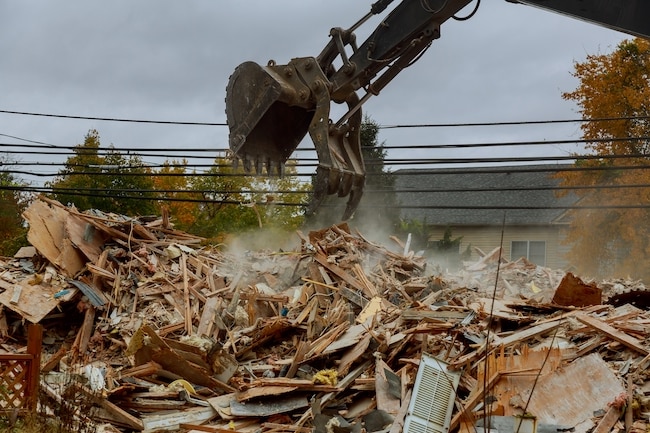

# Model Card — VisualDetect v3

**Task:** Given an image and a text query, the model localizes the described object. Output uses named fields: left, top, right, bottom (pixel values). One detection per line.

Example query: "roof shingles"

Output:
left=394, top=164, right=579, bottom=225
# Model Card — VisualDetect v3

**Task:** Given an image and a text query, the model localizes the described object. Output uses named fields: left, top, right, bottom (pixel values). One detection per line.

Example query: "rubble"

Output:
left=1, top=196, right=650, bottom=433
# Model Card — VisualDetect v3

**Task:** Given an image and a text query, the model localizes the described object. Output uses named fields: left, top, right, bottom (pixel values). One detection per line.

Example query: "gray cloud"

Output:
left=0, top=1, right=629, bottom=184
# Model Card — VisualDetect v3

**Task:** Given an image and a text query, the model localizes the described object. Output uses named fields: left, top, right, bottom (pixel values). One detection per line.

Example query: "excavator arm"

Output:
left=225, top=0, right=650, bottom=220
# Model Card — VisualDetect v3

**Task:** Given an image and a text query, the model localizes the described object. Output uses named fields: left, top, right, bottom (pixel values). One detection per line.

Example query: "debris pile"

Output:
left=1, top=197, right=650, bottom=433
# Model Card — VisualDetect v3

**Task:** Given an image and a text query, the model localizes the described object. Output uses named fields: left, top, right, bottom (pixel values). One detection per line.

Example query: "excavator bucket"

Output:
left=226, top=58, right=366, bottom=220
left=225, top=61, right=313, bottom=175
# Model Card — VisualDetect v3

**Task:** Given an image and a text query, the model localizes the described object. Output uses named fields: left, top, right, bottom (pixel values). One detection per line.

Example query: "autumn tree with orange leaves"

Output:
left=558, top=38, right=650, bottom=280
left=153, top=160, right=198, bottom=228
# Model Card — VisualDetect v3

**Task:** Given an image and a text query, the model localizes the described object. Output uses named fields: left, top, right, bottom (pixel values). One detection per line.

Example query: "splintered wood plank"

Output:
left=469, top=298, right=531, bottom=322
left=243, top=378, right=340, bottom=393
left=450, top=368, right=501, bottom=431
left=181, top=419, right=261, bottom=433
left=197, top=296, right=221, bottom=337
left=388, top=389, right=412, bottom=433
left=324, top=322, right=369, bottom=354
left=73, top=384, right=144, bottom=431
left=576, top=312, right=649, bottom=356
left=493, top=320, right=561, bottom=348
left=75, top=305, right=96, bottom=359
left=474, top=346, right=564, bottom=420
left=141, top=406, right=217, bottom=431
left=181, top=253, right=192, bottom=335
left=261, top=423, right=312, bottom=433
left=401, top=308, right=469, bottom=321
left=136, top=325, right=235, bottom=393
left=337, top=333, right=372, bottom=376
left=307, top=263, right=330, bottom=309
left=235, top=386, right=298, bottom=402
left=314, top=253, right=367, bottom=294
left=305, top=322, right=350, bottom=360
left=286, top=340, right=309, bottom=379
left=230, top=395, right=309, bottom=417
left=65, top=212, right=107, bottom=264
left=41, top=345, right=67, bottom=373
left=353, top=264, right=378, bottom=297
left=375, top=359, right=400, bottom=415
left=592, top=406, right=622, bottom=433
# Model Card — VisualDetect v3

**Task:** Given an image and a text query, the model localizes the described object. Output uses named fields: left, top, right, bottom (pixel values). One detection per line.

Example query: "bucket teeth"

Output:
left=243, top=155, right=252, bottom=173
left=306, top=167, right=330, bottom=216
left=338, top=173, right=354, bottom=197
left=306, top=167, right=364, bottom=220
left=268, top=160, right=284, bottom=177
left=255, top=157, right=263, bottom=175
left=343, top=182, right=364, bottom=221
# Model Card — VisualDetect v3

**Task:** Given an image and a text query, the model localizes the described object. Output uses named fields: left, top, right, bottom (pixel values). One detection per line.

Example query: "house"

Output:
left=394, top=164, right=579, bottom=269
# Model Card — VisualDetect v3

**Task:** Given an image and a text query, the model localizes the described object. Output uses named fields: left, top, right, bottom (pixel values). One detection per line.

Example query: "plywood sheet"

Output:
left=0, top=279, right=61, bottom=323
left=514, top=353, right=624, bottom=430
left=23, top=200, right=85, bottom=277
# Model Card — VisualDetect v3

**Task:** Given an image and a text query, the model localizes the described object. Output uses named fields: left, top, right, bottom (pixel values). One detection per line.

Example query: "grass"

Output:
left=0, top=413, right=65, bottom=433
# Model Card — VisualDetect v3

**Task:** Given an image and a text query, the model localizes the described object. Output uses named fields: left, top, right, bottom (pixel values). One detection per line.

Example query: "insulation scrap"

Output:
left=312, top=369, right=339, bottom=386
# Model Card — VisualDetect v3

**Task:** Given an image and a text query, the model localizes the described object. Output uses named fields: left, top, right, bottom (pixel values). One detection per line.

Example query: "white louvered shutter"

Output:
left=404, top=355, right=460, bottom=433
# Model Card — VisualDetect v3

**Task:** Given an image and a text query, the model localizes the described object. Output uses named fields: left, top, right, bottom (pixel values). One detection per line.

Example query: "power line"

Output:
left=379, top=116, right=650, bottom=129
left=2, top=135, right=649, bottom=155
left=0, top=110, right=225, bottom=126
left=2, top=154, right=650, bottom=174
left=5, top=186, right=650, bottom=211
left=4, top=181, right=650, bottom=197
left=2, top=108, right=649, bottom=128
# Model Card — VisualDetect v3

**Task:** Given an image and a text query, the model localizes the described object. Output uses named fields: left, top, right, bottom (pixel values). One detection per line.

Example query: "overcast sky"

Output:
left=0, top=1, right=633, bottom=187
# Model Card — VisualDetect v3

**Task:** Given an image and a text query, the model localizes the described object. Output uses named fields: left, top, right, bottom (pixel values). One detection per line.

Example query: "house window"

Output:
left=511, top=240, right=546, bottom=266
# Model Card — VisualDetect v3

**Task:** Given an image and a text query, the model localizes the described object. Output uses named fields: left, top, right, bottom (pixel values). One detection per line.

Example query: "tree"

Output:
left=187, top=156, right=259, bottom=242
left=558, top=38, right=650, bottom=280
left=355, top=115, right=398, bottom=225
left=48, top=130, right=156, bottom=216
left=429, top=226, right=470, bottom=271
left=0, top=156, right=29, bottom=255
left=47, top=129, right=104, bottom=211
left=247, top=162, right=311, bottom=231
left=153, top=159, right=198, bottom=229
left=185, top=156, right=310, bottom=243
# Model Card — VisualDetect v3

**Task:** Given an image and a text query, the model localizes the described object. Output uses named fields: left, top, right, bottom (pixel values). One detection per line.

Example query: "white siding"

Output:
left=426, top=225, right=571, bottom=270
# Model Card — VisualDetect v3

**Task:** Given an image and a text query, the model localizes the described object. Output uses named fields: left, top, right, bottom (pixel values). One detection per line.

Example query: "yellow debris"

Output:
left=312, top=369, right=338, bottom=386
left=169, top=379, right=196, bottom=394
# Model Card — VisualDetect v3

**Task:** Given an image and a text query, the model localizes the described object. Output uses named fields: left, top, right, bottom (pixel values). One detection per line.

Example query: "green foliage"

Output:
left=45, top=130, right=311, bottom=242
left=0, top=156, right=29, bottom=256
left=397, top=218, right=429, bottom=252
left=396, top=222, right=469, bottom=270
left=186, top=157, right=309, bottom=242
left=432, top=226, right=463, bottom=253
left=248, top=165, right=311, bottom=231
left=47, top=130, right=156, bottom=216
left=153, top=159, right=197, bottom=229
left=356, top=115, right=398, bottom=224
